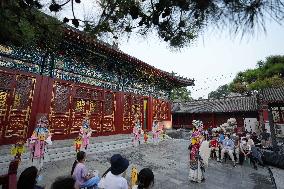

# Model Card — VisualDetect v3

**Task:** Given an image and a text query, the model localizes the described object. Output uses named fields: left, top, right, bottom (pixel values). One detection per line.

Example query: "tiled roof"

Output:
left=259, top=87, right=284, bottom=103
left=64, top=28, right=194, bottom=87
left=172, top=96, right=258, bottom=113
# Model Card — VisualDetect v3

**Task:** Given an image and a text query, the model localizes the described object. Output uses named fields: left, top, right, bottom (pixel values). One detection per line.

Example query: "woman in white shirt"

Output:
left=98, top=154, right=129, bottom=189
left=239, top=138, right=257, bottom=169
left=132, top=168, right=154, bottom=189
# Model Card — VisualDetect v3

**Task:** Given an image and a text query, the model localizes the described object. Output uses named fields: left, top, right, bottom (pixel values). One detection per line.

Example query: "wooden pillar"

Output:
left=147, top=97, right=153, bottom=131
left=268, top=105, right=278, bottom=151
left=28, top=76, right=52, bottom=138
left=115, top=92, right=124, bottom=133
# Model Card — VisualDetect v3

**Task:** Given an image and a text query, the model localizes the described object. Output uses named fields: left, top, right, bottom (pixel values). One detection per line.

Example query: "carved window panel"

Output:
left=74, top=99, right=86, bottom=113
left=75, top=88, right=91, bottom=99
left=123, top=118, right=132, bottom=131
left=123, top=94, right=132, bottom=131
left=104, top=92, right=114, bottom=116
left=101, top=117, right=114, bottom=132
left=92, top=90, right=103, bottom=100
left=0, top=73, right=13, bottom=90
left=12, top=76, right=35, bottom=110
left=123, top=94, right=132, bottom=116
left=53, top=83, right=71, bottom=113
left=4, top=116, right=27, bottom=138
left=132, top=95, right=142, bottom=121
left=152, top=99, right=169, bottom=121
left=90, top=116, right=101, bottom=134
left=70, top=117, right=84, bottom=134
left=90, top=100, right=102, bottom=114
left=49, top=117, right=69, bottom=135
left=0, top=91, right=8, bottom=110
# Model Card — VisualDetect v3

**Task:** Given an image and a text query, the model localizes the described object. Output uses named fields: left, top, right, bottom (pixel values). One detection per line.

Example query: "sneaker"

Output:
left=233, top=162, right=236, bottom=167
left=219, top=160, right=223, bottom=163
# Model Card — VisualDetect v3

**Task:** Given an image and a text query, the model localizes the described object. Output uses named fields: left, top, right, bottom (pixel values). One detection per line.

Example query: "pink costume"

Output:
left=27, top=115, right=52, bottom=169
left=152, top=122, right=159, bottom=144
left=80, top=118, right=92, bottom=150
left=132, top=121, right=141, bottom=146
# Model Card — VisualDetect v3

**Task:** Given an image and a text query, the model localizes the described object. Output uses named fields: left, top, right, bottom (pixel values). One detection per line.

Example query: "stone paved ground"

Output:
left=29, top=138, right=281, bottom=189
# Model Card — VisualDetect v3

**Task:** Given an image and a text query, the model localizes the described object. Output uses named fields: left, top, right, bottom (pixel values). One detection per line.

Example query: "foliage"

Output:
left=0, top=0, right=63, bottom=49
left=229, top=55, right=284, bottom=93
left=1, top=0, right=284, bottom=48
left=169, top=86, right=192, bottom=102
left=208, top=84, right=230, bottom=99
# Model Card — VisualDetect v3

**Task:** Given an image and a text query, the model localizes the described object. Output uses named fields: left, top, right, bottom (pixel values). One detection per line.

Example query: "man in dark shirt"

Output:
left=260, top=129, right=270, bottom=148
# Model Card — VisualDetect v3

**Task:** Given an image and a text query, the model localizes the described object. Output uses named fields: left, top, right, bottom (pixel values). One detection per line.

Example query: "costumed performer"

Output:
left=27, top=115, right=52, bottom=169
left=188, top=120, right=205, bottom=183
left=152, top=120, right=159, bottom=144
left=135, top=120, right=142, bottom=145
left=199, top=135, right=211, bottom=167
left=132, top=120, right=139, bottom=147
left=11, top=138, right=25, bottom=161
left=74, top=136, right=83, bottom=152
left=80, top=115, right=92, bottom=150
left=144, top=130, right=149, bottom=144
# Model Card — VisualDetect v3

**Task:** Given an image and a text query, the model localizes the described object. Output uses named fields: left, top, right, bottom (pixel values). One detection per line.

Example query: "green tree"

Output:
left=229, top=55, right=284, bottom=93
left=1, top=0, right=284, bottom=48
left=208, top=84, right=230, bottom=99
left=169, top=87, right=192, bottom=102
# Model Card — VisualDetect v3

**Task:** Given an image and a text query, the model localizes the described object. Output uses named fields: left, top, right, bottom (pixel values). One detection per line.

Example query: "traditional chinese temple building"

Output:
left=0, top=27, right=194, bottom=145
left=172, top=87, right=284, bottom=139
left=172, top=96, right=259, bottom=132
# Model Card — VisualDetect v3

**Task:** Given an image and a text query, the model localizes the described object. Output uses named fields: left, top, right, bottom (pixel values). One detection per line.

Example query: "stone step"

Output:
left=0, top=138, right=132, bottom=162
left=0, top=137, right=133, bottom=175
left=0, top=134, right=132, bottom=155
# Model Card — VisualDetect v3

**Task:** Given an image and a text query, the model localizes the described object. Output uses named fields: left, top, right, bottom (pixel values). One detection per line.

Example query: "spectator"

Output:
left=210, top=135, right=220, bottom=162
left=71, top=151, right=100, bottom=189
left=239, top=138, right=257, bottom=169
left=132, top=168, right=154, bottom=189
left=251, top=132, right=260, bottom=145
left=51, top=177, right=78, bottom=189
left=98, top=154, right=129, bottom=189
left=260, top=129, right=271, bottom=148
left=246, top=134, right=255, bottom=147
left=220, top=134, right=236, bottom=167
left=17, top=166, right=44, bottom=189
left=218, top=131, right=225, bottom=144
left=231, top=133, right=240, bottom=164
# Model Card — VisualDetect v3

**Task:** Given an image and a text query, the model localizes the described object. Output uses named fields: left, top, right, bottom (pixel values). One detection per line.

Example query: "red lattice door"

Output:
left=49, top=81, right=72, bottom=139
left=153, top=98, right=171, bottom=121
left=101, top=91, right=115, bottom=133
left=122, top=94, right=144, bottom=132
left=0, top=70, right=38, bottom=144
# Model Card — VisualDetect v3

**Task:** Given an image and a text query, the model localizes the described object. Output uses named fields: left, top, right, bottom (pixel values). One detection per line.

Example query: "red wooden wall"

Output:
left=172, top=112, right=259, bottom=131
left=0, top=68, right=171, bottom=145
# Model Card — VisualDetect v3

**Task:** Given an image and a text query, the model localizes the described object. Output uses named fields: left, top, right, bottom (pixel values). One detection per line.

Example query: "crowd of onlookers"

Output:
left=205, top=128, right=271, bottom=169
left=17, top=152, right=155, bottom=189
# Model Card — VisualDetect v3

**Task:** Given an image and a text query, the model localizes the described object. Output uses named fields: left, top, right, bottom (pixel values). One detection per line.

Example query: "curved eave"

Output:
left=63, top=28, right=194, bottom=88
